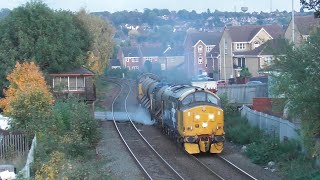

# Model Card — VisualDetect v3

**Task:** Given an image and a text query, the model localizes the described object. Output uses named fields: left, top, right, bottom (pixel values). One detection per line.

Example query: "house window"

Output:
left=254, top=41, right=260, bottom=48
left=237, top=58, right=246, bottom=67
left=198, top=57, right=203, bottom=64
left=198, top=45, right=203, bottom=53
left=132, top=58, right=139, bottom=62
left=236, top=43, right=246, bottom=50
left=206, top=45, right=214, bottom=52
left=53, top=76, right=85, bottom=91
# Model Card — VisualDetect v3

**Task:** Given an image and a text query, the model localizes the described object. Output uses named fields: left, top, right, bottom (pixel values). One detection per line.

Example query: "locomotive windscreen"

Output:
left=181, top=92, right=219, bottom=106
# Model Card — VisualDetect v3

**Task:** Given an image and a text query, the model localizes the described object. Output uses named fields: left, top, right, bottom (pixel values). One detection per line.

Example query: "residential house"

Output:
left=118, top=46, right=184, bottom=72
left=48, top=67, right=96, bottom=110
left=183, top=31, right=222, bottom=78
left=219, top=25, right=283, bottom=81
left=118, top=47, right=142, bottom=70
left=158, top=46, right=184, bottom=71
left=285, top=16, right=320, bottom=46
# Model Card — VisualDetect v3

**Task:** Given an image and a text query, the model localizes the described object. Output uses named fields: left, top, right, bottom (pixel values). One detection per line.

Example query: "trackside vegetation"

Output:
left=0, top=62, right=107, bottom=179
left=220, top=95, right=320, bottom=179
left=0, top=1, right=114, bottom=179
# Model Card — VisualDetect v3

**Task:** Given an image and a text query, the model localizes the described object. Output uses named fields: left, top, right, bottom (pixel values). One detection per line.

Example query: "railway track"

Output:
left=192, top=154, right=258, bottom=180
left=106, top=78, right=259, bottom=180
left=109, top=78, right=184, bottom=180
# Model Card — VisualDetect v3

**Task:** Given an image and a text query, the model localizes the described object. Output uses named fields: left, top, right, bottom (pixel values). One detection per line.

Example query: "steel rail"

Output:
left=122, top=80, right=184, bottom=180
left=217, top=155, right=258, bottom=180
left=109, top=79, right=153, bottom=180
left=109, top=78, right=184, bottom=180
left=190, top=155, right=225, bottom=180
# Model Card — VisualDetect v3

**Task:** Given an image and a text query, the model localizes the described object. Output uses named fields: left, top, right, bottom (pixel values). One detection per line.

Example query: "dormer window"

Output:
left=198, top=45, right=203, bottom=53
left=236, top=43, right=246, bottom=50
left=254, top=41, right=260, bottom=48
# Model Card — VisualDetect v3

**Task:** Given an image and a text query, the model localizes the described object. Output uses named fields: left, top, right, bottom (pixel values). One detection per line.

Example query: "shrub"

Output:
left=219, top=93, right=238, bottom=116
left=225, top=114, right=262, bottom=144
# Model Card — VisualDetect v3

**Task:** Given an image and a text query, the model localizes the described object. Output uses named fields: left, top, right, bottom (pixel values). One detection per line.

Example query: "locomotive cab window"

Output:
left=194, top=92, right=206, bottom=102
left=182, top=94, right=194, bottom=105
left=181, top=92, right=220, bottom=106
left=207, top=94, right=219, bottom=105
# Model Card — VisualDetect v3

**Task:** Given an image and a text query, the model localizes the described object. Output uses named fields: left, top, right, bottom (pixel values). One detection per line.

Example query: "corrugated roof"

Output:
left=294, top=16, right=320, bottom=35
left=226, top=25, right=284, bottom=42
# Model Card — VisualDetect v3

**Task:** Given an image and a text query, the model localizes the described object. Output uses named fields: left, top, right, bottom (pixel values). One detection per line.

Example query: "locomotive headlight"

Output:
left=202, top=122, right=208, bottom=128
left=195, top=114, right=200, bottom=120
left=208, top=114, right=214, bottom=120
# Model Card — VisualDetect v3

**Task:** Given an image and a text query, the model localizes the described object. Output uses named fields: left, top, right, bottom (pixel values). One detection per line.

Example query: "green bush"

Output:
left=225, top=115, right=262, bottom=144
left=219, top=93, right=238, bottom=116
left=225, top=113, right=319, bottom=179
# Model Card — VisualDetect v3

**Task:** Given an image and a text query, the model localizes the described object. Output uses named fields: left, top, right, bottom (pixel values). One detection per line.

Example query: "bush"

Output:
left=219, top=93, right=238, bottom=116
left=225, top=113, right=319, bottom=179
left=225, top=114, right=262, bottom=144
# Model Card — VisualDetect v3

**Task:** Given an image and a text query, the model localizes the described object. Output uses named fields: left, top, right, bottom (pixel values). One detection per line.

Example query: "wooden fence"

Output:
left=0, top=130, right=30, bottom=159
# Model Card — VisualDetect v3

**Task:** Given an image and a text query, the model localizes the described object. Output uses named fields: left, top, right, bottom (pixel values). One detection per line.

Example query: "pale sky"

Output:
left=0, top=0, right=303, bottom=13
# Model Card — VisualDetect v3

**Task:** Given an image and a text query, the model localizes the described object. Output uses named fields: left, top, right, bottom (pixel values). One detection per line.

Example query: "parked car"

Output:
left=246, top=81, right=263, bottom=85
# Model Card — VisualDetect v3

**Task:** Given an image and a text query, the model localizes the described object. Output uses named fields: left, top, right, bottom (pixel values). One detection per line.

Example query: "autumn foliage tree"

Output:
left=0, top=61, right=53, bottom=133
left=76, top=9, right=115, bottom=75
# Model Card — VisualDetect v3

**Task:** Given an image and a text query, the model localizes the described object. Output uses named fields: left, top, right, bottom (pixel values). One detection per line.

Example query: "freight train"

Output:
left=137, top=73, right=225, bottom=154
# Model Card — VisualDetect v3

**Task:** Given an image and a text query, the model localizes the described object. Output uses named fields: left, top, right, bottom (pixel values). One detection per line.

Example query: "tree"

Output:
left=76, top=9, right=115, bottom=75
left=0, top=62, right=53, bottom=133
left=301, top=0, right=320, bottom=17
left=272, top=30, right=320, bottom=157
left=0, top=1, right=91, bottom=94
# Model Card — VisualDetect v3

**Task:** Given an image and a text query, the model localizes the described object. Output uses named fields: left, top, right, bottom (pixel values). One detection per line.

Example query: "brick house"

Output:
left=285, top=16, right=320, bottom=47
left=118, top=46, right=184, bottom=71
left=158, top=45, right=184, bottom=71
left=118, top=47, right=142, bottom=70
left=183, top=31, right=222, bottom=78
left=218, top=25, right=283, bottom=81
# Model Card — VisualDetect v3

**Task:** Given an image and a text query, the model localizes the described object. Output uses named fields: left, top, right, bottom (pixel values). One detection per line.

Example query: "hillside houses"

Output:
left=115, top=15, right=320, bottom=83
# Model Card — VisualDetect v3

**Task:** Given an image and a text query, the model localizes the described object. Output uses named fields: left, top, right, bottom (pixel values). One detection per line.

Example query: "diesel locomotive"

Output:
left=137, top=73, right=225, bottom=154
